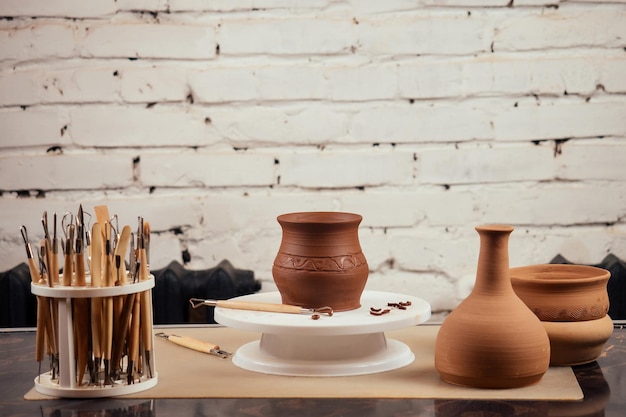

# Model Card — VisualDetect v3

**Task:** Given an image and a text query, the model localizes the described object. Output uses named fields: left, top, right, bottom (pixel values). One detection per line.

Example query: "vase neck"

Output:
left=473, top=225, right=514, bottom=295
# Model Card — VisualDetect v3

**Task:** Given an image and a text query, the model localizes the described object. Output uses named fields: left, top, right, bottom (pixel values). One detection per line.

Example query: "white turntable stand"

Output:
left=214, top=290, right=431, bottom=377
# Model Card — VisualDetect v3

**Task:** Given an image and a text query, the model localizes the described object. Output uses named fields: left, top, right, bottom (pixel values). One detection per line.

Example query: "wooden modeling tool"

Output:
left=62, top=225, right=74, bottom=286
left=155, top=333, right=231, bottom=358
left=189, top=299, right=334, bottom=317
left=89, top=222, right=103, bottom=384
left=73, top=206, right=89, bottom=385
left=21, top=226, right=45, bottom=378
left=138, top=218, right=154, bottom=379
left=51, top=212, right=59, bottom=284
left=102, top=221, right=114, bottom=385
left=114, top=225, right=132, bottom=285
left=127, top=289, right=141, bottom=384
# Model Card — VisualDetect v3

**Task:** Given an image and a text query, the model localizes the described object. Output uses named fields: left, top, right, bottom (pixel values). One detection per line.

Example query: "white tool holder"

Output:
left=215, top=290, right=432, bottom=377
left=31, top=276, right=158, bottom=398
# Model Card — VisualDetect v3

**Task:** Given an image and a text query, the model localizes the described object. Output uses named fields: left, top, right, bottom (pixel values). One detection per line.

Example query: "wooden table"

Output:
left=1, top=324, right=624, bottom=417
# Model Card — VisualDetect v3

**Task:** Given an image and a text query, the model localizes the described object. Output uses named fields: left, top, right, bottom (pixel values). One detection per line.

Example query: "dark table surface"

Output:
left=1, top=324, right=624, bottom=417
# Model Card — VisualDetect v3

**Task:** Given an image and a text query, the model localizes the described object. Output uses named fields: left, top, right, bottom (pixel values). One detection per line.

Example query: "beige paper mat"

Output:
left=25, top=325, right=582, bottom=400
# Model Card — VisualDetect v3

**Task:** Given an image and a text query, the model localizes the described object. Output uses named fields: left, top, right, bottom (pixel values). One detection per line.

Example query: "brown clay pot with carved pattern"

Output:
left=435, top=224, right=551, bottom=389
left=510, top=263, right=613, bottom=366
left=272, top=212, right=368, bottom=312
left=510, top=264, right=610, bottom=322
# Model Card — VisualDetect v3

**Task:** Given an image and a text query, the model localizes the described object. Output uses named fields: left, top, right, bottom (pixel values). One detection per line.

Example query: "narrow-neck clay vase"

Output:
left=434, top=224, right=551, bottom=389
left=272, top=212, right=368, bottom=312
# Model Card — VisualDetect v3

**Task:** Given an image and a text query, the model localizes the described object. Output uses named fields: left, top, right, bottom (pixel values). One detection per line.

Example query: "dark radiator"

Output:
left=151, top=259, right=261, bottom=324
left=0, top=262, right=36, bottom=328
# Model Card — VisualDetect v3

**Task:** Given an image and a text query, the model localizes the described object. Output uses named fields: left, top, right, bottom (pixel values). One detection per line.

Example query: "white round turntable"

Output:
left=214, top=290, right=431, bottom=377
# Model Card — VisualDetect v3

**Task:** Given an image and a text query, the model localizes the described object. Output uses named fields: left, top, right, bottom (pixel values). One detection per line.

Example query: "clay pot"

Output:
left=542, top=315, right=614, bottom=366
left=272, top=212, right=368, bottom=312
left=435, top=224, right=551, bottom=389
left=510, top=264, right=610, bottom=322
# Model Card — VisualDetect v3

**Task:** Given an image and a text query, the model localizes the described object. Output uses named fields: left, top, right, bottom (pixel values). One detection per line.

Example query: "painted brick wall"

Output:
left=1, top=0, right=625, bottom=314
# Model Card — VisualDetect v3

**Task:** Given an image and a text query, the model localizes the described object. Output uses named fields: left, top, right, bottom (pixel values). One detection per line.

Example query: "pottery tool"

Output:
left=111, top=290, right=137, bottom=381
left=41, top=235, right=55, bottom=288
left=20, top=226, right=40, bottom=283
left=73, top=294, right=90, bottom=385
left=61, top=213, right=76, bottom=287
left=114, top=225, right=132, bottom=285
left=155, top=332, right=231, bottom=358
left=103, top=221, right=115, bottom=287
left=39, top=242, right=50, bottom=286
left=127, top=289, right=141, bottom=384
left=101, top=221, right=114, bottom=385
left=51, top=212, right=59, bottom=284
left=41, top=211, right=58, bottom=284
left=137, top=217, right=154, bottom=379
left=189, top=299, right=334, bottom=317
left=90, top=222, right=103, bottom=287
left=106, top=219, right=127, bottom=382
left=40, top=242, right=60, bottom=378
left=62, top=224, right=74, bottom=286
left=102, top=299, right=114, bottom=385
left=21, top=226, right=46, bottom=377
left=37, top=244, right=59, bottom=379
left=83, top=210, right=92, bottom=272
left=75, top=205, right=87, bottom=287
left=94, top=206, right=111, bottom=281
left=73, top=206, right=90, bottom=385
left=128, top=232, right=136, bottom=282
left=143, top=221, right=151, bottom=269
left=94, top=205, right=110, bottom=231
left=110, top=253, right=124, bottom=379
left=89, top=222, right=103, bottom=384
left=93, top=206, right=110, bottom=280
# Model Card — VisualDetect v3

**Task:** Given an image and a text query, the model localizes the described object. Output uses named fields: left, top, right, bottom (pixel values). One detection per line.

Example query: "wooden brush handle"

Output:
left=128, top=295, right=141, bottom=364
left=102, top=297, right=113, bottom=359
left=35, top=297, right=46, bottom=362
left=90, top=298, right=102, bottom=358
left=113, top=225, right=132, bottom=285
left=91, top=223, right=102, bottom=287
left=62, top=255, right=72, bottom=286
left=75, top=252, right=86, bottom=286
left=27, top=258, right=40, bottom=283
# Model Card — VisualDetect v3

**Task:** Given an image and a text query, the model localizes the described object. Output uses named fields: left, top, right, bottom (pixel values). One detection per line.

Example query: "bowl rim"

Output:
left=510, top=264, right=610, bottom=284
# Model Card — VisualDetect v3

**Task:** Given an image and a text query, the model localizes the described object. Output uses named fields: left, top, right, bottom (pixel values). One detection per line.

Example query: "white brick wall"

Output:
left=1, top=0, right=625, bottom=314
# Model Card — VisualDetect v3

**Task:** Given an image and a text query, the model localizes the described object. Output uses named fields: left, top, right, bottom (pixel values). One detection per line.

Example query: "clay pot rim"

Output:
left=510, top=264, right=610, bottom=284
left=277, top=211, right=362, bottom=225
left=475, top=224, right=514, bottom=233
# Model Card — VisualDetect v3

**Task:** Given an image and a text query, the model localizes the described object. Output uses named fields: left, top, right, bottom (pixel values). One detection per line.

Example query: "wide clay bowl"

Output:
left=510, top=264, right=610, bottom=322
left=272, top=212, right=368, bottom=312
left=542, top=315, right=614, bottom=366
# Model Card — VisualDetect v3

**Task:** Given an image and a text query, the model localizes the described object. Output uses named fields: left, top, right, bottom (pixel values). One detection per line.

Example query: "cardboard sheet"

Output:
left=25, top=325, right=583, bottom=400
